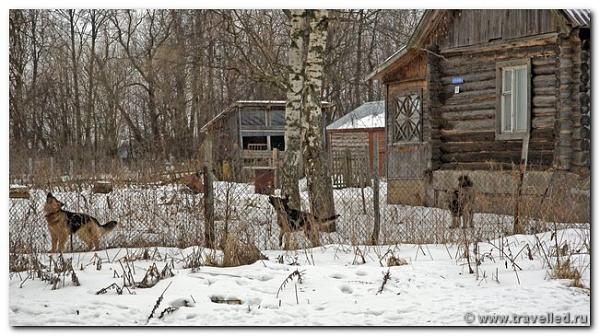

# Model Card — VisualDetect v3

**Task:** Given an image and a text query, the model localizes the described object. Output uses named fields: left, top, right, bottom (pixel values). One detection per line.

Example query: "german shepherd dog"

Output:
left=268, top=195, right=339, bottom=247
left=448, top=175, right=475, bottom=229
left=44, top=193, right=117, bottom=252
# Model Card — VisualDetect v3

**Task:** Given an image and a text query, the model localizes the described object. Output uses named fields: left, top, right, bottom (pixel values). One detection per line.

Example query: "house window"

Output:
left=496, top=59, right=531, bottom=139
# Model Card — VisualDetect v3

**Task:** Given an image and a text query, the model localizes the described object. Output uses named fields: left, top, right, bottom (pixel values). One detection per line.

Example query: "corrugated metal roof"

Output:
left=562, top=9, right=591, bottom=28
left=326, top=101, right=385, bottom=130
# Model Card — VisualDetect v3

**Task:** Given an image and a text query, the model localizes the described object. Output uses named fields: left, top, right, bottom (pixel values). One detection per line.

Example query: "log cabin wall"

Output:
left=377, top=9, right=590, bottom=221
left=436, top=43, right=559, bottom=170
left=424, top=9, right=569, bottom=171
left=571, top=30, right=591, bottom=173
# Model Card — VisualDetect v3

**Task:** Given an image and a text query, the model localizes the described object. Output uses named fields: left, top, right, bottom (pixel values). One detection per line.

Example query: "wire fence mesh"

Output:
left=9, top=155, right=590, bottom=254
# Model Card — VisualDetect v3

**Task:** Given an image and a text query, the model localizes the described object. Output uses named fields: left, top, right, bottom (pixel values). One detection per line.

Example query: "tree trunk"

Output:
left=302, top=9, right=336, bottom=237
left=281, top=9, right=306, bottom=209
left=68, top=10, right=83, bottom=148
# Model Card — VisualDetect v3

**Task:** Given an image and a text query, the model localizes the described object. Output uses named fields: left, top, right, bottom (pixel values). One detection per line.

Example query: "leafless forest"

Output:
left=9, top=9, right=420, bottom=172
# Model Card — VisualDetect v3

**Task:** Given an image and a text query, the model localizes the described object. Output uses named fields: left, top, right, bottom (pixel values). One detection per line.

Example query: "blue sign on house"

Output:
left=451, top=76, right=464, bottom=84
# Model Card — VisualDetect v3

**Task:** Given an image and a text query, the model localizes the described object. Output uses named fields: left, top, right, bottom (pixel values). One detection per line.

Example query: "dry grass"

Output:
left=222, top=233, right=267, bottom=267
left=551, top=259, right=583, bottom=288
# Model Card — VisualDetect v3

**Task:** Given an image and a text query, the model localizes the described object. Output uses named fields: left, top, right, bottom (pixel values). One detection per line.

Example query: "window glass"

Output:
left=500, top=65, right=528, bottom=135
left=270, top=109, right=285, bottom=126
left=241, top=110, right=266, bottom=126
left=502, top=92, right=512, bottom=132
left=503, top=70, right=512, bottom=93
left=515, top=68, right=528, bottom=132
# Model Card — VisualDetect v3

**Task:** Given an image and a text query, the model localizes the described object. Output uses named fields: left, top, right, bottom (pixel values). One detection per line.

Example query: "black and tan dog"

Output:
left=268, top=195, right=338, bottom=247
left=448, top=175, right=475, bottom=229
left=44, top=193, right=117, bottom=252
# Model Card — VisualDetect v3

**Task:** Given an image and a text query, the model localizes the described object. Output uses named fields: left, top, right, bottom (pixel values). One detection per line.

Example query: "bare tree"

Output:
left=281, top=9, right=306, bottom=209
left=9, top=9, right=420, bottom=176
left=302, top=9, right=336, bottom=232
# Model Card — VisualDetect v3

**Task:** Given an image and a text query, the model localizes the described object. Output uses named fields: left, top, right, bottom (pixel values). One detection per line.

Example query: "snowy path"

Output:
left=9, top=230, right=590, bottom=326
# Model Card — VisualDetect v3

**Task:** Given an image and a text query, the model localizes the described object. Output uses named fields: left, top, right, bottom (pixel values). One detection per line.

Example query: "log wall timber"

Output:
left=556, top=33, right=575, bottom=170
left=425, top=44, right=443, bottom=170
left=571, top=32, right=591, bottom=171
left=437, top=43, right=559, bottom=169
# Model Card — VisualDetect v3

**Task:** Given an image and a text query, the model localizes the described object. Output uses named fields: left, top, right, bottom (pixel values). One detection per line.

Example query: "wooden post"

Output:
left=203, top=135, right=215, bottom=249
left=513, top=133, right=530, bottom=235
left=28, top=157, right=33, bottom=183
left=344, top=149, right=352, bottom=187
left=370, top=137, right=381, bottom=245
left=272, top=148, right=279, bottom=189
left=360, top=145, right=368, bottom=215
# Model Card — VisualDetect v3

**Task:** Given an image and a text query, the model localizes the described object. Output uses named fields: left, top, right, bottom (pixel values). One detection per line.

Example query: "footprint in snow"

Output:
left=339, top=284, right=353, bottom=294
left=257, top=274, right=273, bottom=281
left=170, top=298, right=195, bottom=308
left=330, top=273, right=344, bottom=279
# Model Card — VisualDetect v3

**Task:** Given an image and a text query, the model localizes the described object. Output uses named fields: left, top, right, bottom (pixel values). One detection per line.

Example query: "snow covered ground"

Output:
left=9, top=229, right=590, bottom=326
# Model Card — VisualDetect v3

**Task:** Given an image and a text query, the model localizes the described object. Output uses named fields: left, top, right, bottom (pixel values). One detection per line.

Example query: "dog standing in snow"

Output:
left=44, top=192, right=117, bottom=252
left=448, top=175, right=475, bottom=229
left=268, top=195, right=338, bottom=248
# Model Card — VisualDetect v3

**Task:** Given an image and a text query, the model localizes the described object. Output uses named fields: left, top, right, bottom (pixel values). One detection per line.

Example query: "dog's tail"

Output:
left=318, top=214, right=339, bottom=233
left=100, top=221, right=117, bottom=234
left=321, top=214, right=340, bottom=222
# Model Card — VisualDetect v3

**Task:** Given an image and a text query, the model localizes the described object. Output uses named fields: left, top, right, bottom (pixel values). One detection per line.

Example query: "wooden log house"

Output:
left=367, top=9, right=591, bottom=222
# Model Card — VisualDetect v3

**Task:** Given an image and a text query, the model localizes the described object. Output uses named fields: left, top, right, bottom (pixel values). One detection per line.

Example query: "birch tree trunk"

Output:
left=281, top=9, right=306, bottom=209
left=302, top=9, right=336, bottom=235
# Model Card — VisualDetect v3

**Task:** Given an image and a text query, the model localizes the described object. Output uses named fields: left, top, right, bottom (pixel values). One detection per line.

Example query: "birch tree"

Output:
left=281, top=9, right=306, bottom=209
left=302, top=9, right=336, bottom=233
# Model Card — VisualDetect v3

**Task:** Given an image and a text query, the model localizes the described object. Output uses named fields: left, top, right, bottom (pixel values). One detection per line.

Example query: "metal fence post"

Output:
left=28, top=157, right=33, bottom=183
left=203, top=135, right=215, bottom=249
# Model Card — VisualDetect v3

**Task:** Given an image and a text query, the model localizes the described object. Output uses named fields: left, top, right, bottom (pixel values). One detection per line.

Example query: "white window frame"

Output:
left=496, top=59, right=531, bottom=140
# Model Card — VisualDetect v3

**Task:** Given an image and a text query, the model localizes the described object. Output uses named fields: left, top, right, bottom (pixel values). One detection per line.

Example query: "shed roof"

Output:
left=326, top=101, right=385, bottom=130
left=200, top=100, right=333, bottom=133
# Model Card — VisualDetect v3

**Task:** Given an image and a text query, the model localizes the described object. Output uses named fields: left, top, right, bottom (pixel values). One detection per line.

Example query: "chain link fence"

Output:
left=9, top=155, right=590, bottom=254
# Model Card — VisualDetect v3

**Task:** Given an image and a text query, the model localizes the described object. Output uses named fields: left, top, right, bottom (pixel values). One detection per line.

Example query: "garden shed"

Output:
left=201, top=100, right=333, bottom=182
left=326, top=101, right=386, bottom=177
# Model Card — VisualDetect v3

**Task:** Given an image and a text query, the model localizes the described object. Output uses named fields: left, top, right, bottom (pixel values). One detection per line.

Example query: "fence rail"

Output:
left=9, top=155, right=590, bottom=254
